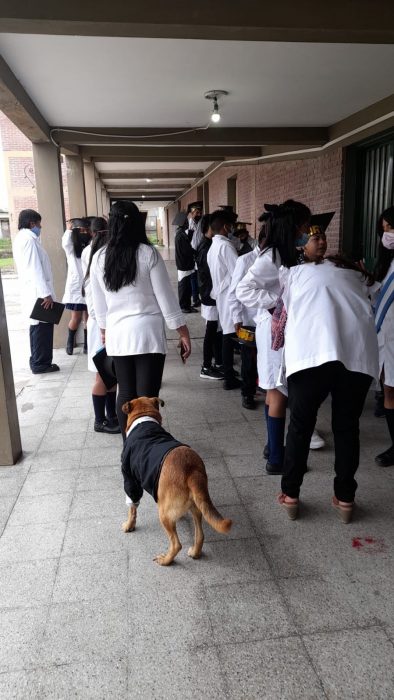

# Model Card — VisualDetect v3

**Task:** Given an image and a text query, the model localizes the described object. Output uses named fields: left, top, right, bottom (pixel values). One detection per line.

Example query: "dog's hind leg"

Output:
left=188, top=504, right=204, bottom=559
left=154, top=511, right=182, bottom=566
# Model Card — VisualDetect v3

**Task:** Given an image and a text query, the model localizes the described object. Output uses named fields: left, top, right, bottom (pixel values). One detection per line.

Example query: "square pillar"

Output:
left=65, top=155, right=86, bottom=219
left=0, top=272, right=22, bottom=466
left=84, top=162, right=98, bottom=216
left=95, top=177, right=103, bottom=216
left=32, top=142, right=68, bottom=349
left=101, top=187, right=109, bottom=219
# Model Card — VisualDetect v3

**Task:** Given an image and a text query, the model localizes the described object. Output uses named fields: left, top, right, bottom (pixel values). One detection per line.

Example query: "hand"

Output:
left=177, top=325, right=191, bottom=361
left=100, top=329, right=106, bottom=345
left=234, top=323, right=242, bottom=333
left=356, top=260, right=366, bottom=272
left=41, top=295, right=54, bottom=310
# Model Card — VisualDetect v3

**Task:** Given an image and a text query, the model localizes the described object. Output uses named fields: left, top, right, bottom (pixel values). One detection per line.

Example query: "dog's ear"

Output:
left=122, top=400, right=134, bottom=415
left=150, top=397, right=165, bottom=409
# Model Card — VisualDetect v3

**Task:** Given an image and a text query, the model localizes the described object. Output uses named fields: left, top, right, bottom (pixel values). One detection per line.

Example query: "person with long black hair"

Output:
left=373, top=206, right=394, bottom=467
left=62, top=218, right=91, bottom=354
left=81, top=217, right=120, bottom=434
left=90, top=200, right=191, bottom=437
left=236, top=200, right=315, bottom=474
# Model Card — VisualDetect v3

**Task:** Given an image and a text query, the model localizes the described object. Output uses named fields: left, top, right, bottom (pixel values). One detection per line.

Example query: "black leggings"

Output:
left=113, top=354, right=166, bottom=437
left=203, top=320, right=223, bottom=368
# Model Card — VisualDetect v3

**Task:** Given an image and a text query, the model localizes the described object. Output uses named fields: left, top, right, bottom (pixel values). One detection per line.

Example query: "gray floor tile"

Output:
left=0, top=496, right=17, bottom=530
left=52, top=552, right=128, bottom=603
left=206, top=580, right=295, bottom=645
left=0, top=559, right=58, bottom=609
left=195, top=538, right=273, bottom=587
left=206, top=476, right=241, bottom=506
left=62, top=517, right=130, bottom=557
left=19, top=470, right=77, bottom=497
left=69, top=489, right=125, bottom=520
left=0, top=522, right=66, bottom=562
left=224, top=454, right=265, bottom=477
left=201, top=456, right=230, bottom=479
left=42, top=600, right=128, bottom=665
left=76, top=465, right=122, bottom=491
left=0, top=606, right=48, bottom=672
left=304, top=627, right=394, bottom=699
left=219, top=637, right=325, bottom=700
left=39, top=430, right=87, bottom=453
left=8, top=492, right=73, bottom=526
left=128, top=644, right=227, bottom=700
left=203, top=504, right=254, bottom=542
left=31, top=449, right=81, bottom=472
left=79, top=446, right=121, bottom=468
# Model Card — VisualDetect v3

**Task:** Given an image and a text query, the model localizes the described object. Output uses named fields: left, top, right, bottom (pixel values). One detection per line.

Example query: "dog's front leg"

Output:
left=122, top=504, right=138, bottom=533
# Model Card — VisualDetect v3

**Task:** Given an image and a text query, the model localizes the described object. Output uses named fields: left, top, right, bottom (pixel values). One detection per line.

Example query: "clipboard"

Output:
left=30, top=298, right=65, bottom=324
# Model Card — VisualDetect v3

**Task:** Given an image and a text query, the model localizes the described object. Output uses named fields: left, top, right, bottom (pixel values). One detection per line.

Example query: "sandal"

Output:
left=332, top=496, right=353, bottom=524
left=278, top=493, right=299, bottom=520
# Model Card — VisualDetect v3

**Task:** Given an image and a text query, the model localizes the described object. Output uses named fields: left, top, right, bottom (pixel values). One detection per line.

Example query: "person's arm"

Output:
left=228, top=258, right=246, bottom=328
left=149, top=250, right=191, bottom=358
left=62, top=229, right=74, bottom=255
left=22, top=238, right=53, bottom=303
left=89, top=251, right=108, bottom=332
left=236, top=252, right=280, bottom=310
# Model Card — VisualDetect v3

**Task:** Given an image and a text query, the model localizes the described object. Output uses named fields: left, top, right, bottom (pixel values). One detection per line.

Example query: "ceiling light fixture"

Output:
left=204, top=90, right=229, bottom=125
left=146, top=178, right=151, bottom=182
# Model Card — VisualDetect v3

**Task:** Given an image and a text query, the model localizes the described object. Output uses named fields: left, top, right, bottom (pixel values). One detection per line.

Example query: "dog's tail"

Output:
left=189, top=474, right=232, bottom=534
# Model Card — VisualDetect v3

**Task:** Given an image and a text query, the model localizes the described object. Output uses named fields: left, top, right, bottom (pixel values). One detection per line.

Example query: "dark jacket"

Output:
left=175, top=227, right=195, bottom=271
left=121, top=421, right=185, bottom=503
left=195, top=237, right=216, bottom=306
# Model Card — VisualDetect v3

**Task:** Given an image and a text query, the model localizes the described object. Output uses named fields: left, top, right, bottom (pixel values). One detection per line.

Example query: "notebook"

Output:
left=30, top=298, right=65, bottom=324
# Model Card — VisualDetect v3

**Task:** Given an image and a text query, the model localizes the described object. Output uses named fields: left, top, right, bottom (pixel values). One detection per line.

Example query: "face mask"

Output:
left=193, top=215, right=201, bottom=223
left=31, top=226, right=41, bottom=236
left=295, top=233, right=309, bottom=247
left=382, top=232, right=394, bottom=250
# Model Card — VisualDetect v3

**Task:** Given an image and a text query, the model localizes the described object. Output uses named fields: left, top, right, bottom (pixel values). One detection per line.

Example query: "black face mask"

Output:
left=193, top=215, right=202, bottom=224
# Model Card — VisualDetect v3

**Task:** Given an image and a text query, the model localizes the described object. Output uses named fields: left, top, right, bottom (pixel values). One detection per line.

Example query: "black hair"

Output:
left=82, top=227, right=109, bottom=296
left=104, top=200, right=154, bottom=292
left=200, top=214, right=211, bottom=236
left=320, top=255, right=374, bottom=285
left=374, top=206, right=394, bottom=282
left=90, top=217, right=108, bottom=237
left=70, top=219, right=91, bottom=259
left=260, top=200, right=311, bottom=268
left=18, top=209, right=41, bottom=230
left=209, top=209, right=236, bottom=233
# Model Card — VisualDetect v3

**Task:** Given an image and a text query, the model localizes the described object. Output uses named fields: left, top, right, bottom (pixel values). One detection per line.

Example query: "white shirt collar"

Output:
left=126, top=415, right=160, bottom=438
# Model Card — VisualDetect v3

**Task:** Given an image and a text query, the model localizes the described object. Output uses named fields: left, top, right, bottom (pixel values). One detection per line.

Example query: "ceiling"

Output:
left=1, top=35, right=394, bottom=128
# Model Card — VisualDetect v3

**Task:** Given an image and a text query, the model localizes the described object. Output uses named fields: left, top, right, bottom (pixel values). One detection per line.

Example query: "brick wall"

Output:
left=175, top=148, right=344, bottom=253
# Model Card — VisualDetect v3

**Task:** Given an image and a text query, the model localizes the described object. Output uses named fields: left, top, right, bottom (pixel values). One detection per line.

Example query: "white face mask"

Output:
left=382, top=232, right=394, bottom=250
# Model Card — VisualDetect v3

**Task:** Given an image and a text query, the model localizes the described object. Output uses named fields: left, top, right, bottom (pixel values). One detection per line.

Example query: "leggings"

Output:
left=112, top=353, right=166, bottom=437
left=203, top=320, right=223, bottom=368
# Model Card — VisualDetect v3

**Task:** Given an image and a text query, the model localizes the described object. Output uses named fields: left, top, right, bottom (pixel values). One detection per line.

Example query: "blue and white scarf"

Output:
left=374, top=271, right=394, bottom=334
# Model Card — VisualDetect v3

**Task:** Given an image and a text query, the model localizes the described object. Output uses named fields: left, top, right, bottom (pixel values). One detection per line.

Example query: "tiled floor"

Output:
left=1, top=260, right=394, bottom=698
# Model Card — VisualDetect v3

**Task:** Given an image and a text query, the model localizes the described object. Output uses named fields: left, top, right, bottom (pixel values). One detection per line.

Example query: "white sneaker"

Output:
left=310, top=430, right=325, bottom=450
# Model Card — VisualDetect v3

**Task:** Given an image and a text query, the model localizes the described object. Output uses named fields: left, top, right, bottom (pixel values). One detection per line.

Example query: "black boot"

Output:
left=66, top=329, right=76, bottom=355
left=375, top=408, right=394, bottom=467
left=83, top=329, right=88, bottom=354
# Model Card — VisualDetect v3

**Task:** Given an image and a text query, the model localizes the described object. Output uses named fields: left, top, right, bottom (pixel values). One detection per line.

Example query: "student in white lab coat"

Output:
left=90, top=200, right=191, bottom=437
left=373, top=206, right=394, bottom=467
left=278, top=257, right=379, bottom=523
left=207, top=209, right=241, bottom=390
left=12, top=209, right=59, bottom=375
left=62, top=218, right=90, bottom=355
left=81, top=217, right=120, bottom=434
left=236, top=201, right=312, bottom=473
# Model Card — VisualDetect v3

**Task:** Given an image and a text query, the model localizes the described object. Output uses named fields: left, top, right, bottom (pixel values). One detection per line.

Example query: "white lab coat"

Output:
left=61, top=230, right=86, bottom=305
left=12, top=228, right=55, bottom=326
left=81, top=244, right=101, bottom=372
left=371, top=259, right=394, bottom=386
left=228, top=247, right=259, bottom=327
left=236, top=248, right=282, bottom=390
left=281, top=261, right=379, bottom=381
left=90, top=243, right=185, bottom=356
left=207, top=234, right=239, bottom=334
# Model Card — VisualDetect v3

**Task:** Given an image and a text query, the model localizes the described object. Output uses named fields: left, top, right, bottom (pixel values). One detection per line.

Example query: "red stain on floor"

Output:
left=352, top=536, right=386, bottom=554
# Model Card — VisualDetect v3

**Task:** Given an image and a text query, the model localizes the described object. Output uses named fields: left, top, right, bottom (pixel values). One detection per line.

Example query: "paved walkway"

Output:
left=1, top=261, right=394, bottom=699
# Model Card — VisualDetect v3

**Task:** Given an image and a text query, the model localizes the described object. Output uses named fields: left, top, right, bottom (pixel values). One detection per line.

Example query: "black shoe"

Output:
left=375, top=446, right=394, bottom=467
left=106, top=415, right=119, bottom=426
left=242, top=396, right=256, bottom=410
left=94, top=419, right=121, bottom=434
left=200, top=366, right=223, bottom=380
left=263, top=444, right=270, bottom=459
left=266, top=461, right=284, bottom=475
left=192, top=299, right=201, bottom=308
left=181, top=307, right=198, bottom=314
left=32, top=363, right=60, bottom=375
left=223, top=377, right=242, bottom=390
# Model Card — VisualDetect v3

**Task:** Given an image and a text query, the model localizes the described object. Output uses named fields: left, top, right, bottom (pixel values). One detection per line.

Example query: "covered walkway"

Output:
left=1, top=260, right=394, bottom=698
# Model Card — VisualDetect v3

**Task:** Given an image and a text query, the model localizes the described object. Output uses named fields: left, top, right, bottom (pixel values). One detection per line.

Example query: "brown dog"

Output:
left=121, top=397, right=232, bottom=565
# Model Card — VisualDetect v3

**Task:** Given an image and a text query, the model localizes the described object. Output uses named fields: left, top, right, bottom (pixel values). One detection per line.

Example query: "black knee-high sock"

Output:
left=385, top=408, right=394, bottom=448
left=92, top=394, right=106, bottom=423
left=105, top=391, right=117, bottom=419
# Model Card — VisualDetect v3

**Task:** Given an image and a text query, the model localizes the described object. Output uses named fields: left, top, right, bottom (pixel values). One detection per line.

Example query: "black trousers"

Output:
left=29, top=323, right=54, bottom=373
left=222, top=333, right=237, bottom=382
left=240, top=328, right=257, bottom=398
left=178, top=275, right=192, bottom=311
left=282, top=361, right=372, bottom=502
left=203, top=320, right=223, bottom=368
left=113, top=353, right=166, bottom=438
left=190, top=271, right=199, bottom=303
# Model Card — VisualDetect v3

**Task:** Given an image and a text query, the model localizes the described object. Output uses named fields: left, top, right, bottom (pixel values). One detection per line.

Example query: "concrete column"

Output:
left=95, top=177, right=103, bottom=216
left=0, top=272, right=22, bottom=466
left=32, top=142, right=68, bottom=349
left=65, top=155, right=86, bottom=219
left=101, top=187, right=109, bottom=219
left=84, top=162, right=98, bottom=216
left=106, top=192, right=111, bottom=216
